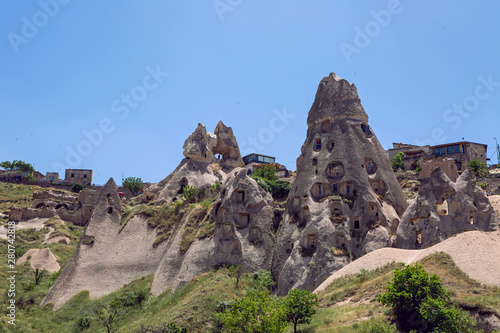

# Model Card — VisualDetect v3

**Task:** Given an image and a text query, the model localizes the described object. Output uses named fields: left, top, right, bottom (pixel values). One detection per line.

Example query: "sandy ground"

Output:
left=0, top=218, right=50, bottom=240
left=315, top=230, right=500, bottom=293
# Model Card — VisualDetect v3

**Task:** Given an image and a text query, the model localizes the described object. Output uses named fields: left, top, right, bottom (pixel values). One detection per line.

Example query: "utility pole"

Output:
left=495, top=137, right=500, bottom=166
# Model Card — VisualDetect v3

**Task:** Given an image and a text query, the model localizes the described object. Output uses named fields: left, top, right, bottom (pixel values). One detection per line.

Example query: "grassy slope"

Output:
left=1, top=183, right=499, bottom=332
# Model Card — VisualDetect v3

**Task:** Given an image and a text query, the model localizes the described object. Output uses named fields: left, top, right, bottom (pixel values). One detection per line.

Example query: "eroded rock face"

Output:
left=41, top=179, right=169, bottom=310
left=213, top=121, right=244, bottom=169
left=272, top=73, right=407, bottom=294
left=150, top=121, right=243, bottom=203
left=396, top=168, right=500, bottom=249
left=151, top=168, right=276, bottom=295
left=212, top=168, right=275, bottom=270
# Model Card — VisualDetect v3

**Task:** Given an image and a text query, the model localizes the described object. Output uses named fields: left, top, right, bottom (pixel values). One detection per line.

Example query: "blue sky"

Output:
left=1, top=1, right=499, bottom=185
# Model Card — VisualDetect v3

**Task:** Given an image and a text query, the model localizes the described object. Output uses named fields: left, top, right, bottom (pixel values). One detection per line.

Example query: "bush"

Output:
left=251, top=176, right=291, bottom=200
left=212, top=291, right=287, bottom=333
left=391, top=152, right=405, bottom=171
left=76, top=316, right=93, bottom=330
left=181, top=185, right=197, bottom=202
left=252, top=164, right=278, bottom=181
left=468, top=158, right=487, bottom=177
left=71, top=183, right=85, bottom=193
left=377, top=263, right=479, bottom=332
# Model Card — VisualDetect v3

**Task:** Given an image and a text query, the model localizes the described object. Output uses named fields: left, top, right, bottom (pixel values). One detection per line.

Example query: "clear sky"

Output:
left=1, top=1, right=499, bottom=185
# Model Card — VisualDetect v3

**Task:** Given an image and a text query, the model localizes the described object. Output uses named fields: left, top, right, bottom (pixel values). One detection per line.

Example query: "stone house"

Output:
left=65, top=169, right=93, bottom=186
left=387, top=141, right=487, bottom=171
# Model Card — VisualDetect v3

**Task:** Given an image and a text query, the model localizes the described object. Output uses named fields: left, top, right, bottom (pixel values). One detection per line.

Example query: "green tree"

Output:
left=213, top=291, right=287, bottom=333
left=70, top=183, right=85, bottom=193
left=282, top=289, right=318, bottom=333
left=253, top=164, right=278, bottom=181
left=377, top=264, right=479, bottom=332
left=468, top=158, right=487, bottom=177
left=122, top=177, right=144, bottom=196
left=0, top=160, right=34, bottom=174
left=391, top=152, right=405, bottom=171
left=95, top=299, right=122, bottom=333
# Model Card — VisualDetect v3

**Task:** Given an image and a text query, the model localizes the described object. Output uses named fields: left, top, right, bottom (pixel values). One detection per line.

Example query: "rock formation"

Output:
left=151, top=168, right=275, bottom=294
left=17, top=248, right=60, bottom=273
left=272, top=73, right=407, bottom=294
left=42, top=121, right=276, bottom=309
left=42, top=179, right=171, bottom=309
left=396, top=168, right=500, bottom=249
left=150, top=121, right=244, bottom=203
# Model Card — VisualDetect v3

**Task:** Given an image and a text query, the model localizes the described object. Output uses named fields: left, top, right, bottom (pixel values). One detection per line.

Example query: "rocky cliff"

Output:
left=272, top=73, right=407, bottom=294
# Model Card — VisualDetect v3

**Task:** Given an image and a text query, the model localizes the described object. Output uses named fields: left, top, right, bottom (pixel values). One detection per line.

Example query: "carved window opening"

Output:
left=327, top=140, right=335, bottom=152
left=354, top=218, right=360, bottom=230
left=314, top=139, right=322, bottom=151
left=307, top=234, right=316, bottom=249
left=312, top=158, right=317, bottom=167
left=237, top=213, right=250, bottom=228
left=222, top=222, right=232, bottom=240
left=235, top=190, right=245, bottom=203
left=416, top=230, right=422, bottom=248
left=107, top=207, right=113, bottom=214
left=327, top=162, right=344, bottom=178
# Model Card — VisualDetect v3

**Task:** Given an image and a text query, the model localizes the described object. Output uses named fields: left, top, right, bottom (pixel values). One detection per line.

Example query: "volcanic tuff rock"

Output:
left=396, top=168, right=500, bottom=249
left=150, top=121, right=243, bottom=203
left=42, top=121, right=276, bottom=309
left=151, top=168, right=276, bottom=294
left=272, top=73, right=407, bottom=294
left=41, top=179, right=170, bottom=309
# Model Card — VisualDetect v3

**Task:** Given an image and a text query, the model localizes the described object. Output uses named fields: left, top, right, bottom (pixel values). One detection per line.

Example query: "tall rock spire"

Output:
left=272, top=73, right=407, bottom=294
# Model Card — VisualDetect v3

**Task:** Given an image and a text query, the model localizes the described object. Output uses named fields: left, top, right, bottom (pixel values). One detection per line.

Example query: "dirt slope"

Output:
left=315, top=230, right=500, bottom=293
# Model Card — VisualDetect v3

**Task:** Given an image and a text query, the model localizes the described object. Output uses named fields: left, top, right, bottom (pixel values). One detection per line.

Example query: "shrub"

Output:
left=377, top=263, right=480, bottom=332
left=212, top=291, right=287, bottom=333
left=251, top=176, right=291, bottom=200
left=76, top=316, right=93, bottom=329
left=181, top=185, right=197, bottom=202
left=468, top=158, right=487, bottom=177
left=252, top=164, right=278, bottom=181
left=391, top=152, right=405, bottom=171
left=70, top=183, right=85, bottom=193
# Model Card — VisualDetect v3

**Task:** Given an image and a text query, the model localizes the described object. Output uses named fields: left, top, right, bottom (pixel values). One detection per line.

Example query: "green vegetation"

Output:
left=391, top=152, right=405, bottom=171
left=181, top=185, right=197, bottom=203
left=122, top=177, right=144, bottom=196
left=377, top=263, right=480, bottom=332
left=213, top=290, right=288, bottom=333
left=0, top=160, right=34, bottom=174
left=250, top=164, right=291, bottom=200
left=468, top=158, right=488, bottom=177
left=282, top=289, right=318, bottom=333
left=70, top=183, right=85, bottom=193
left=415, top=157, right=423, bottom=174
